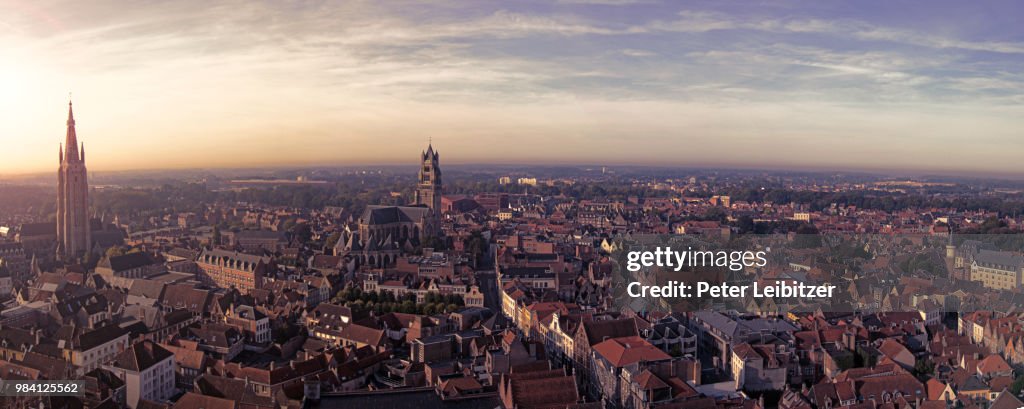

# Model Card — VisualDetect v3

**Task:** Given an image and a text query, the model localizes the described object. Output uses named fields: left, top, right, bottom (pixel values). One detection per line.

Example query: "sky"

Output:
left=1, top=0, right=1023, bottom=176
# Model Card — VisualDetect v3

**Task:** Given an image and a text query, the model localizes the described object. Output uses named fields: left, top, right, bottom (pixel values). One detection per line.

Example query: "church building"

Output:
left=335, top=144, right=443, bottom=268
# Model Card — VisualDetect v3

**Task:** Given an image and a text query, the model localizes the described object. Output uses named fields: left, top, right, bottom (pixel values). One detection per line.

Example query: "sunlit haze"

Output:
left=1, top=0, right=1023, bottom=175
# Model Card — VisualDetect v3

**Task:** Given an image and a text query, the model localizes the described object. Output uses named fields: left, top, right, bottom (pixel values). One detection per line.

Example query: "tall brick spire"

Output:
left=57, top=99, right=91, bottom=260
left=64, top=100, right=80, bottom=163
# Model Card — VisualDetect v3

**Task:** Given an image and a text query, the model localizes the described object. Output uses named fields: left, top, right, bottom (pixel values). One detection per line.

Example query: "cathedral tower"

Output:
left=415, top=143, right=442, bottom=212
left=57, top=101, right=91, bottom=259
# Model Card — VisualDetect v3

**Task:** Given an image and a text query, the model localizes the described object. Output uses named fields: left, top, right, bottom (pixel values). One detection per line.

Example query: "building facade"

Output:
left=970, top=249, right=1024, bottom=290
left=111, top=340, right=176, bottom=408
left=58, top=324, right=131, bottom=376
left=195, top=249, right=274, bottom=292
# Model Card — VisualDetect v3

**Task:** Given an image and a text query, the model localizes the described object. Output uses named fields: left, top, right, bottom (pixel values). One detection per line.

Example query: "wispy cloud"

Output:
left=621, top=48, right=657, bottom=57
left=0, top=0, right=1022, bottom=175
left=555, top=0, right=651, bottom=5
left=649, top=9, right=1024, bottom=54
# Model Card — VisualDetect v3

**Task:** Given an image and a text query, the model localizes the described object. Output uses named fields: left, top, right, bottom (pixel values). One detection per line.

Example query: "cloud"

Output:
left=648, top=9, right=1024, bottom=54
left=1, top=0, right=1023, bottom=175
left=555, top=0, right=651, bottom=5
left=621, top=48, right=656, bottom=57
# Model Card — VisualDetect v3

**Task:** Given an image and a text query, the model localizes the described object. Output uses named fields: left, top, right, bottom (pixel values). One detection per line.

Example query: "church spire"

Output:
left=64, top=100, right=79, bottom=163
left=423, top=141, right=438, bottom=162
left=415, top=141, right=442, bottom=227
left=56, top=98, right=90, bottom=260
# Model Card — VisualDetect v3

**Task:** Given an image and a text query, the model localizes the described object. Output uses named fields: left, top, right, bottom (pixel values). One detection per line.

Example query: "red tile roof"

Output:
left=501, top=368, right=579, bottom=409
left=172, top=392, right=236, bottom=409
left=634, top=369, right=669, bottom=390
left=592, top=336, right=671, bottom=368
left=977, top=354, right=1012, bottom=375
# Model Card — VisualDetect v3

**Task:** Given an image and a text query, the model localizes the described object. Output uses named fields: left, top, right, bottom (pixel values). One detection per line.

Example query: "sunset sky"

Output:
left=1, top=0, right=1023, bottom=175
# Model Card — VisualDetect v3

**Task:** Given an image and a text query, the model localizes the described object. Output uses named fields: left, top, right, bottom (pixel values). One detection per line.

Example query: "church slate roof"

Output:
left=99, top=252, right=156, bottom=272
left=20, top=222, right=56, bottom=237
left=361, top=205, right=430, bottom=225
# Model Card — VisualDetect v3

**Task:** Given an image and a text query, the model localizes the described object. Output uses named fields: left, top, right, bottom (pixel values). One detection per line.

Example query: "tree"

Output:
left=325, top=232, right=341, bottom=253
left=913, top=359, right=935, bottom=378
left=1010, top=375, right=1024, bottom=396
left=273, top=321, right=298, bottom=344
left=702, top=207, right=727, bottom=223
left=792, top=224, right=822, bottom=249
left=465, top=230, right=488, bottom=269
left=735, top=216, right=756, bottom=234
left=421, top=236, right=448, bottom=251
left=421, top=303, right=436, bottom=315
left=291, top=222, right=313, bottom=244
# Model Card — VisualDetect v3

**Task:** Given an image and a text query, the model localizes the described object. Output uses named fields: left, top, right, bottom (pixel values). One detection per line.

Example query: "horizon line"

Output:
left=3, top=161, right=1024, bottom=182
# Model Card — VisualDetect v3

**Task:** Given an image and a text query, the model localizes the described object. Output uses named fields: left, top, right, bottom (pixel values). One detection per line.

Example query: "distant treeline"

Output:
left=89, top=177, right=677, bottom=217
left=725, top=187, right=1024, bottom=216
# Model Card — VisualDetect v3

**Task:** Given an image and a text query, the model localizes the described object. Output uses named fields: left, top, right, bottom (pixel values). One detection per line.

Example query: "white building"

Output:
left=58, top=324, right=131, bottom=376
left=111, top=340, right=176, bottom=408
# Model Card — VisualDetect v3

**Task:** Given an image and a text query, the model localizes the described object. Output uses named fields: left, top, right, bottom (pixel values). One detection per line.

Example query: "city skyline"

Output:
left=2, top=1, right=1024, bottom=175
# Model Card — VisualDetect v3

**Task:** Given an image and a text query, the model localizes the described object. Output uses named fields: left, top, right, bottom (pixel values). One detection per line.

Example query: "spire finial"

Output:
left=67, top=95, right=75, bottom=124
